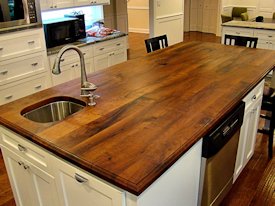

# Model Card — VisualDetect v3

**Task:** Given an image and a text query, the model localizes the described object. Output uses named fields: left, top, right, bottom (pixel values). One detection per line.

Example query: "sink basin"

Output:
left=21, top=96, right=86, bottom=123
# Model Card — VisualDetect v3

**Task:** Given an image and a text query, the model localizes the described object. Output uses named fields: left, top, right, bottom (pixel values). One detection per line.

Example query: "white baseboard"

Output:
left=128, top=28, right=149, bottom=34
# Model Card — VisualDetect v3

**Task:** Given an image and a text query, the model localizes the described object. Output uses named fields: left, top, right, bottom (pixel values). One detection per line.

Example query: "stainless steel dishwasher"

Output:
left=199, top=101, right=245, bottom=206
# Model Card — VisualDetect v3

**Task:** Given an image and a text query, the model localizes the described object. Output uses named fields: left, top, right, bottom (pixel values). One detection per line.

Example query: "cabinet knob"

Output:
left=18, top=161, right=24, bottom=166
left=99, top=48, right=104, bottom=51
left=75, top=173, right=88, bottom=183
left=268, top=35, right=273, bottom=38
left=5, top=95, right=13, bottom=100
left=0, top=70, right=8, bottom=75
left=31, top=62, right=38, bottom=66
left=27, top=40, right=35, bottom=44
left=251, top=95, right=257, bottom=101
left=18, top=144, right=27, bottom=152
left=23, top=165, right=30, bottom=170
left=34, top=85, right=42, bottom=90
left=0, top=47, right=3, bottom=51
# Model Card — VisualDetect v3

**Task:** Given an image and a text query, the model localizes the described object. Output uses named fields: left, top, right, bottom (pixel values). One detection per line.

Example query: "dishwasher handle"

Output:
left=202, top=101, right=245, bottom=158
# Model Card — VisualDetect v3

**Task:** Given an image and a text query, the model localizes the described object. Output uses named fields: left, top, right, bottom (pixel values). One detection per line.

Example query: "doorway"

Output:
left=184, top=0, right=221, bottom=36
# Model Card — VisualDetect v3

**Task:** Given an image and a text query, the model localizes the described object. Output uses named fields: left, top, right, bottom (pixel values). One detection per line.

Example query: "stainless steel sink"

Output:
left=21, top=97, right=86, bottom=123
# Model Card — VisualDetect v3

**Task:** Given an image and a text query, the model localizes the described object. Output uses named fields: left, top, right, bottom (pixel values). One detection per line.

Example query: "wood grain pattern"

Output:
left=0, top=41, right=275, bottom=195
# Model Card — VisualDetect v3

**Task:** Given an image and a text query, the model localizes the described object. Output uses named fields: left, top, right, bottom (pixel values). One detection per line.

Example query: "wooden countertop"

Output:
left=1, top=41, right=275, bottom=195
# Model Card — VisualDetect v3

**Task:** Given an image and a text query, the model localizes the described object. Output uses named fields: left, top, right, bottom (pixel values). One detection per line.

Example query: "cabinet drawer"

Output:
left=254, top=29, right=275, bottom=40
left=0, top=28, right=45, bottom=61
left=242, top=79, right=264, bottom=109
left=0, top=126, right=53, bottom=174
left=223, top=27, right=253, bottom=37
left=94, top=37, right=126, bottom=56
left=0, top=52, right=47, bottom=85
left=0, top=73, right=49, bottom=105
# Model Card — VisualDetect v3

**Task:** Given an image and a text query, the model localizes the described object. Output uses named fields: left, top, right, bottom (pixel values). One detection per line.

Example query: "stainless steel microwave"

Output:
left=0, top=0, right=41, bottom=30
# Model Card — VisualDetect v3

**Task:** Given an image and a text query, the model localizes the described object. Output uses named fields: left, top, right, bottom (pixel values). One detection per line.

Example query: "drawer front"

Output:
left=0, top=73, right=49, bottom=105
left=0, top=52, right=47, bottom=85
left=243, top=79, right=264, bottom=109
left=254, top=29, right=275, bottom=40
left=223, top=27, right=254, bottom=37
left=94, top=37, right=126, bottom=56
left=48, top=46, right=91, bottom=68
left=0, top=126, right=53, bottom=174
left=0, top=29, right=45, bottom=61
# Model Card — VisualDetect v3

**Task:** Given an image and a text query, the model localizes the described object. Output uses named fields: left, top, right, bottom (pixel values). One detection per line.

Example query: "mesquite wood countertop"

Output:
left=1, top=41, right=275, bottom=195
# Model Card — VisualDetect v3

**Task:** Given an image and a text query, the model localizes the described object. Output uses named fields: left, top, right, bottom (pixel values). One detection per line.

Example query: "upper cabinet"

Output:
left=40, top=0, right=110, bottom=11
left=40, top=0, right=74, bottom=10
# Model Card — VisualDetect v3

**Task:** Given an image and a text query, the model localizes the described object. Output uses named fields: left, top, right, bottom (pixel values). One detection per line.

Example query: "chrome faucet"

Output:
left=52, top=45, right=99, bottom=106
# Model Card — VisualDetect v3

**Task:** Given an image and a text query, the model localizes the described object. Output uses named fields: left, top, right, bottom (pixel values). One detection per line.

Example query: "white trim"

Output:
left=156, top=13, right=183, bottom=20
left=127, top=6, right=149, bottom=10
left=128, top=28, right=149, bottom=34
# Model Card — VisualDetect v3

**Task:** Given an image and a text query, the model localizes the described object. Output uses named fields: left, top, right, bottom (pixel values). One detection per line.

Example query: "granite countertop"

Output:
left=1, top=41, right=275, bottom=195
left=47, top=31, right=127, bottom=55
left=222, top=20, right=275, bottom=30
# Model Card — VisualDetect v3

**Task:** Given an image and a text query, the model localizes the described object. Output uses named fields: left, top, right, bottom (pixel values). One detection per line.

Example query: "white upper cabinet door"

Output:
left=54, top=0, right=74, bottom=9
left=149, top=0, right=184, bottom=45
left=40, top=0, right=54, bottom=10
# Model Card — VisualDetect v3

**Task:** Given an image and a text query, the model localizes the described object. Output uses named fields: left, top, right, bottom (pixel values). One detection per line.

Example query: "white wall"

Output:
left=127, top=0, right=149, bottom=33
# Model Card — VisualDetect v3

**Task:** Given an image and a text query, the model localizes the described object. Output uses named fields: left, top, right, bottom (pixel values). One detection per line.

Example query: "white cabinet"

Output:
left=0, top=28, right=50, bottom=105
left=94, top=48, right=126, bottom=71
left=1, top=147, right=58, bottom=206
left=233, top=80, right=264, bottom=182
left=1, top=126, right=201, bottom=206
left=93, top=37, right=127, bottom=71
left=222, top=26, right=275, bottom=51
left=222, top=26, right=254, bottom=44
left=40, top=0, right=74, bottom=10
left=41, top=0, right=109, bottom=10
left=254, top=29, right=275, bottom=50
left=75, top=0, right=110, bottom=6
left=0, top=29, right=45, bottom=61
left=53, top=157, right=125, bottom=206
left=0, top=127, right=58, bottom=206
left=126, top=139, right=202, bottom=206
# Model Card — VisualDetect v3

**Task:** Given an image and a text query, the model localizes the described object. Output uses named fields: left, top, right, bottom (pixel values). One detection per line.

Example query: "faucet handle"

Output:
left=88, top=93, right=100, bottom=106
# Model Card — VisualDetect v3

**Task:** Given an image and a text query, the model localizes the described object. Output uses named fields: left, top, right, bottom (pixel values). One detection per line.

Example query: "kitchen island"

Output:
left=0, top=41, right=275, bottom=206
left=222, top=19, right=275, bottom=50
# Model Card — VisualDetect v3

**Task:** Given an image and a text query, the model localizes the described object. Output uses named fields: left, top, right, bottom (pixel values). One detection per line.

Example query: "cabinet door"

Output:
left=1, top=146, right=58, bottom=206
left=74, top=0, right=90, bottom=6
left=54, top=0, right=74, bottom=9
left=94, top=53, right=110, bottom=71
left=54, top=158, right=125, bottom=206
left=40, top=0, right=53, bottom=10
left=257, top=40, right=271, bottom=49
left=243, top=96, right=262, bottom=166
left=51, top=62, right=77, bottom=86
left=110, top=49, right=127, bottom=66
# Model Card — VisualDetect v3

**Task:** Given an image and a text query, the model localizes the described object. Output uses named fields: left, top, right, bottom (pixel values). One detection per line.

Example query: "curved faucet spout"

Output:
left=52, top=45, right=97, bottom=97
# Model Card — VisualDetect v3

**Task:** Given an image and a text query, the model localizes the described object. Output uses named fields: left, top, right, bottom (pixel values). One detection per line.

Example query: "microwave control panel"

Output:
left=27, top=0, right=37, bottom=23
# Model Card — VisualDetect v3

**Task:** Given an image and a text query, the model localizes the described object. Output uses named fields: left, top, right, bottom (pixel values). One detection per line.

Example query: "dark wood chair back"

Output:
left=258, top=86, right=275, bottom=159
left=145, top=35, right=168, bottom=53
left=224, top=34, right=258, bottom=48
